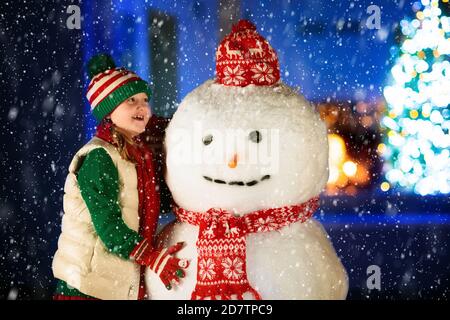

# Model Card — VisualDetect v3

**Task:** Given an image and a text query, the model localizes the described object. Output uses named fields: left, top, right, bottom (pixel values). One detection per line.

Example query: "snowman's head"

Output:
left=165, top=80, right=329, bottom=214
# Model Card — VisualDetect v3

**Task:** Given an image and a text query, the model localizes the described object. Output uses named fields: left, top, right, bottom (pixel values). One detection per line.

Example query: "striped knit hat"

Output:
left=86, top=54, right=152, bottom=121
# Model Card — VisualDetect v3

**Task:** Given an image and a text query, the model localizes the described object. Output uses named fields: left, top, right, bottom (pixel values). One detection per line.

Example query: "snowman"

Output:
left=146, top=20, right=348, bottom=300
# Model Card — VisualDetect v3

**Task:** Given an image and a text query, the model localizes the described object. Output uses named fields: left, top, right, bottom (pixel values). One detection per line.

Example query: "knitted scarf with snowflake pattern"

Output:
left=173, top=196, right=319, bottom=300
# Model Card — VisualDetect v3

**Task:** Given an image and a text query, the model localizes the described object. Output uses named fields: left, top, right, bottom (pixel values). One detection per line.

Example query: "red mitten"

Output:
left=130, top=238, right=189, bottom=290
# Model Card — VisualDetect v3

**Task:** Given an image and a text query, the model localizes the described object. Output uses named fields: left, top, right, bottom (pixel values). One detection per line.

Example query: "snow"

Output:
left=148, top=72, right=347, bottom=298
left=165, top=79, right=329, bottom=214
left=1, top=0, right=448, bottom=300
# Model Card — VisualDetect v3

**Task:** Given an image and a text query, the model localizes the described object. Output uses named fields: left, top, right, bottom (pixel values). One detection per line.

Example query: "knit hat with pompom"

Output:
left=215, top=20, right=280, bottom=87
left=86, top=54, right=152, bottom=121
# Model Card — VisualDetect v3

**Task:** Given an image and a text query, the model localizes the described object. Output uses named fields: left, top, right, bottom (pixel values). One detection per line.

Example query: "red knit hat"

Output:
left=216, top=19, right=280, bottom=87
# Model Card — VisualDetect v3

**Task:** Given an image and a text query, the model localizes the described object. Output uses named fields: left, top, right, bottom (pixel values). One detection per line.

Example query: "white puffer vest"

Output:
left=52, top=137, right=141, bottom=300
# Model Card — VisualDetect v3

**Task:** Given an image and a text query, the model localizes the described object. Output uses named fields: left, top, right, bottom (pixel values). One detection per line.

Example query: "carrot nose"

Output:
left=228, top=154, right=238, bottom=169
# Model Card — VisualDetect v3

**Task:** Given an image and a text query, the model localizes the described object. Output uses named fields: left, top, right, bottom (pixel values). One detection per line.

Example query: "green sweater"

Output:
left=56, top=148, right=143, bottom=298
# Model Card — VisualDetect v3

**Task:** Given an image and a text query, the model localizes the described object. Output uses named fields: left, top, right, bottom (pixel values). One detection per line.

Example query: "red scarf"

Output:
left=174, top=197, right=319, bottom=300
left=96, top=119, right=160, bottom=299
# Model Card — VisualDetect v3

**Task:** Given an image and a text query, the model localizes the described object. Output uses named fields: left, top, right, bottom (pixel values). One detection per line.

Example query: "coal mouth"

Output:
left=203, top=174, right=271, bottom=186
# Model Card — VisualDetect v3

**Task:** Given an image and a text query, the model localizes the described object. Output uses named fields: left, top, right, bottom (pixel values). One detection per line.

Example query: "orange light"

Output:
left=381, top=182, right=390, bottom=192
left=377, top=143, right=386, bottom=155
left=410, top=110, right=419, bottom=119
left=353, top=164, right=370, bottom=184
left=361, top=115, right=373, bottom=128
left=326, top=133, right=371, bottom=193
left=343, top=161, right=357, bottom=177
left=328, top=134, right=346, bottom=165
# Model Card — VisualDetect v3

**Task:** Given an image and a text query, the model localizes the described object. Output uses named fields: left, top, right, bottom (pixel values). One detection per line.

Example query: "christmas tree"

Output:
left=381, top=0, right=450, bottom=195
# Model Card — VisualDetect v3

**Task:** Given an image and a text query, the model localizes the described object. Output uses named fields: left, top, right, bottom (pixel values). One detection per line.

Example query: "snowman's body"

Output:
left=147, top=217, right=347, bottom=299
left=146, top=80, right=348, bottom=299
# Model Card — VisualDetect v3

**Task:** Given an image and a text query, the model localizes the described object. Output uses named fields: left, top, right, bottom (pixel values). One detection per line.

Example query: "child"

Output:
left=52, top=54, right=188, bottom=300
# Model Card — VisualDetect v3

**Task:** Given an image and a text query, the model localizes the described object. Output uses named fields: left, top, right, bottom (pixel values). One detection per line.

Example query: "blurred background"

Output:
left=0, top=0, right=449, bottom=299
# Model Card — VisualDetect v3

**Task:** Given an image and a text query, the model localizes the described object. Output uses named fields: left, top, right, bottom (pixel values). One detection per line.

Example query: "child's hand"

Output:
left=153, top=242, right=190, bottom=290
left=130, top=239, right=189, bottom=290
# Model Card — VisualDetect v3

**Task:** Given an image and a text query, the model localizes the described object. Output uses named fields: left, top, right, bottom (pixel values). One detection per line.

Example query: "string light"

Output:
left=382, top=0, right=449, bottom=195
left=380, top=182, right=391, bottom=192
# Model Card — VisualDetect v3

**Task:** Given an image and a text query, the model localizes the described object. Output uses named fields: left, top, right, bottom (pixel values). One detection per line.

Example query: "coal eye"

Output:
left=202, top=134, right=213, bottom=145
left=249, top=130, right=262, bottom=143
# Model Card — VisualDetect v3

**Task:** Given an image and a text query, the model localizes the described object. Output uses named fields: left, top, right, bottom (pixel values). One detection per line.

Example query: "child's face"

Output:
left=110, top=92, right=152, bottom=138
